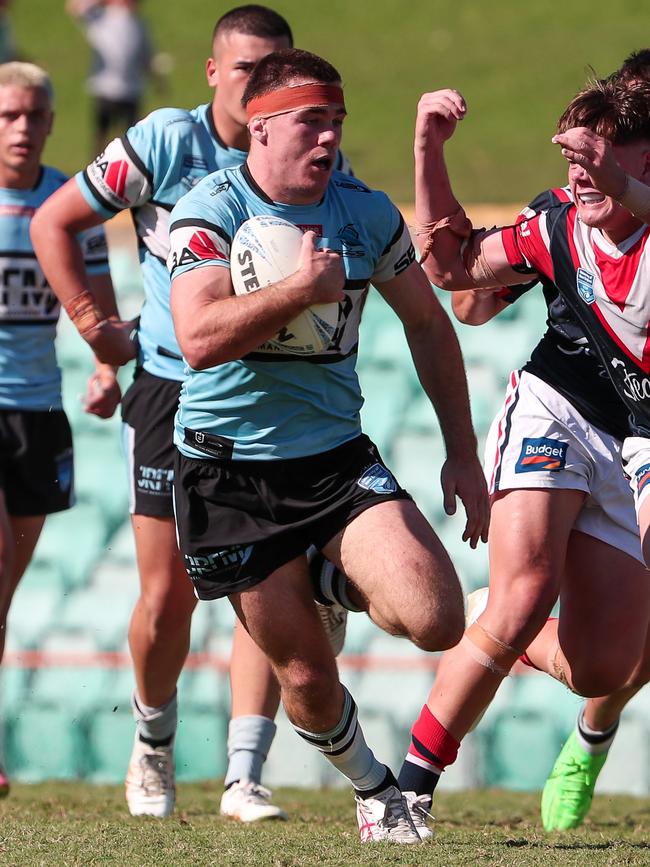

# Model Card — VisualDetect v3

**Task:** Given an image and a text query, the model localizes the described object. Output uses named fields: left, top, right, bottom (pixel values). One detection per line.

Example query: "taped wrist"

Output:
left=63, top=290, right=105, bottom=336
left=414, top=205, right=473, bottom=263
left=460, top=621, right=521, bottom=676
left=617, top=174, right=650, bottom=223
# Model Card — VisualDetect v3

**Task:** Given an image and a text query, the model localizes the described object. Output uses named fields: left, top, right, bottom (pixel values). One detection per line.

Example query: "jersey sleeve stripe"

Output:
left=169, top=218, right=232, bottom=244
left=81, top=169, right=121, bottom=214
left=381, top=213, right=405, bottom=256
left=121, top=135, right=154, bottom=186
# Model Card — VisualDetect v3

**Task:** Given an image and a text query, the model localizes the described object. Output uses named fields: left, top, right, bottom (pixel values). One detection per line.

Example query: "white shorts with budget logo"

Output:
left=484, top=370, right=641, bottom=563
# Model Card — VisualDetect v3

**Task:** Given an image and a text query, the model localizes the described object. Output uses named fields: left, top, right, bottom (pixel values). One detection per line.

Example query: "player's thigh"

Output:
left=481, top=488, right=585, bottom=647
left=560, top=529, right=650, bottom=676
left=323, top=498, right=463, bottom=636
left=121, top=370, right=178, bottom=522
left=131, top=513, right=195, bottom=612
left=9, top=514, right=45, bottom=583
left=1, top=409, right=72, bottom=578
left=229, top=553, right=337, bottom=678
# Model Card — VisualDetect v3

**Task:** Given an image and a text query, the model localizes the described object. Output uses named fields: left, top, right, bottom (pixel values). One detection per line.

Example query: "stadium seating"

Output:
left=3, top=264, right=649, bottom=797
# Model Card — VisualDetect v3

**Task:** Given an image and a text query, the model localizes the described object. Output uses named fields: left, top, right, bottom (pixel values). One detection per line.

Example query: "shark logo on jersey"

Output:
left=576, top=268, right=595, bottom=304
left=515, top=437, right=568, bottom=472
left=333, top=223, right=365, bottom=258
left=357, top=463, right=398, bottom=494
left=210, top=181, right=231, bottom=197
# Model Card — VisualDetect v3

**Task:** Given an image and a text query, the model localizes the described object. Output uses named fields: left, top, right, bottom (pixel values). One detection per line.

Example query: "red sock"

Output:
left=398, top=705, right=459, bottom=795
left=408, top=704, right=459, bottom=769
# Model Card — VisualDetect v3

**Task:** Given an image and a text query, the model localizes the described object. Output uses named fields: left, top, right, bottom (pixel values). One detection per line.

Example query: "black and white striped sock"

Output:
left=293, top=685, right=390, bottom=794
left=308, top=549, right=365, bottom=612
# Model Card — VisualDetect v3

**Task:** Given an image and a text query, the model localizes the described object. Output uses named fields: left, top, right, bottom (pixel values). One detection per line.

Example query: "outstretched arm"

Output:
left=414, top=90, right=537, bottom=292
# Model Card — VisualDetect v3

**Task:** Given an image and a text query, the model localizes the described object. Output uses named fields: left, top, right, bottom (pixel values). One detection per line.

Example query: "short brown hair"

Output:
left=212, top=5, right=293, bottom=47
left=612, top=49, right=650, bottom=84
left=242, top=48, right=341, bottom=107
left=557, top=78, right=650, bottom=145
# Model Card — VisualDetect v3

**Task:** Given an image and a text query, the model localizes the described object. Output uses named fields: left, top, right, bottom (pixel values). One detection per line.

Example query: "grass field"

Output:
left=1, top=784, right=649, bottom=866
left=11, top=1, right=650, bottom=202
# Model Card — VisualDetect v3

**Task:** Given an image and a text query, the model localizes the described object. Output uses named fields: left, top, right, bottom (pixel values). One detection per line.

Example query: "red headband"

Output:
left=246, top=83, right=346, bottom=121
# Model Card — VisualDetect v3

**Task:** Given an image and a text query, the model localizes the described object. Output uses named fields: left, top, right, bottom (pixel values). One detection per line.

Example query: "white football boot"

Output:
left=125, top=735, right=175, bottom=818
left=220, top=780, right=287, bottom=822
left=355, top=784, right=422, bottom=844
left=403, top=791, right=434, bottom=840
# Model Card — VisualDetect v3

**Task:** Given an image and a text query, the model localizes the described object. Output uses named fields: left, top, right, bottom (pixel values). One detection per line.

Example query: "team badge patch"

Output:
left=55, top=448, right=74, bottom=492
left=634, top=463, right=650, bottom=497
left=576, top=268, right=595, bottom=304
left=357, top=463, right=397, bottom=494
left=515, top=437, right=568, bottom=473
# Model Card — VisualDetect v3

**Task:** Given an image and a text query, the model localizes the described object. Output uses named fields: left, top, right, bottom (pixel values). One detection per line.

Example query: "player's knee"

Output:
left=570, top=655, right=635, bottom=698
left=403, top=599, right=465, bottom=652
left=139, top=585, right=196, bottom=633
left=278, top=658, right=338, bottom=709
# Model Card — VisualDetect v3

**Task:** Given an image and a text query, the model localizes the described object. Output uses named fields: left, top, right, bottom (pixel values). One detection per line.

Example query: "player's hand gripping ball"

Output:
left=230, top=215, right=340, bottom=355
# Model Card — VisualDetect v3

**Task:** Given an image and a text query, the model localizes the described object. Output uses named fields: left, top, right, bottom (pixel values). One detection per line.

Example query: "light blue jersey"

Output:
left=0, top=167, right=109, bottom=410
left=168, top=165, right=414, bottom=460
left=76, top=103, right=353, bottom=381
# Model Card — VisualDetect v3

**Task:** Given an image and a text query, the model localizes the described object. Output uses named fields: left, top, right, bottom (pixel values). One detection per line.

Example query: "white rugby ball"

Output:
left=230, top=215, right=339, bottom=355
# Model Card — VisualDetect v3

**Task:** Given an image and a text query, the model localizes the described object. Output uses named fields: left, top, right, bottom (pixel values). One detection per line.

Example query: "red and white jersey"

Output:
left=502, top=204, right=650, bottom=435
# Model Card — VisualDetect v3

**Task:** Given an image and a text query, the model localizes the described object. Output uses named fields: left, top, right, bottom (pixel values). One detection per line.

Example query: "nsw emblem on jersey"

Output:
left=576, top=267, right=595, bottom=304
left=515, top=437, right=568, bottom=473
left=357, top=463, right=398, bottom=494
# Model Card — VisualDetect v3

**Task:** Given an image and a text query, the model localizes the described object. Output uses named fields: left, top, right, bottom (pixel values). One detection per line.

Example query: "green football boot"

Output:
left=541, top=731, right=608, bottom=831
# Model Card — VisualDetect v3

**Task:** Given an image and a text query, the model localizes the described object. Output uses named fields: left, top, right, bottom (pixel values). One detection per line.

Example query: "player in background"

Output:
left=168, top=46, right=488, bottom=845
left=66, top=0, right=161, bottom=156
left=540, top=48, right=650, bottom=831
left=31, top=5, right=352, bottom=822
left=392, top=78, right=650, bottom=836
left=0, top=62, right=117, bottom=797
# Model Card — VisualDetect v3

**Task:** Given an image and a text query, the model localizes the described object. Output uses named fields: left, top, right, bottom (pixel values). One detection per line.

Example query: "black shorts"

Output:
left=0, top=409, right=74, bottom=516
left=94, top=97, right=140, bottom=139
left=173, top=433, right=411, bottom=600
left=121, top=369, right=180, bottom=518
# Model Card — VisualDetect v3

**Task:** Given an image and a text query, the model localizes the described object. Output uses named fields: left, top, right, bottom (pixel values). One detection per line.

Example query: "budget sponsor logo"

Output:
left=634, top=463, right=650, bottom=497
left=515, top=437, right=568, bottom=473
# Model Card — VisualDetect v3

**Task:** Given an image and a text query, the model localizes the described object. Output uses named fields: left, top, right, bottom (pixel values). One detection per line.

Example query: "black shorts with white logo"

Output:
left=121, top=369, right=180, bottom=517
left=0, top=409, right=74, bottom=516
left=173, top=433, right=411, bottom=600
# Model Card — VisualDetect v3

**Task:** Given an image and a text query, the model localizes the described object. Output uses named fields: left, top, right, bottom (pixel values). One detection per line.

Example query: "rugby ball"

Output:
left=230, top=215, right=339, bottom=355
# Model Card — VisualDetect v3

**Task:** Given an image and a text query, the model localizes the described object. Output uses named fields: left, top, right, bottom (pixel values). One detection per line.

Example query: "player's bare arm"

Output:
left=30, top=180, right=136, bottom=365
left=451, top=288, right=509, bottom=325
left=171, top=230, right=345, bottom=369
left=553, top=125, right=650, bottom=222
left=414, top=90, right=538, bottom=293
left=376, top=261, right=490, bottom=547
